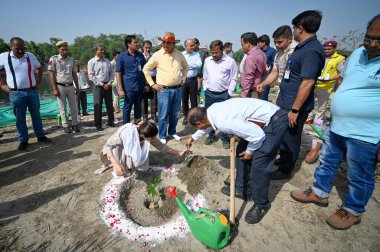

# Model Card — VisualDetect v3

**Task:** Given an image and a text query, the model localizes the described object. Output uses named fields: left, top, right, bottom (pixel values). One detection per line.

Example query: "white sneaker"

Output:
left=170, top=134, right=181, bottom=141
left=160, top=138, right=167, bottom=144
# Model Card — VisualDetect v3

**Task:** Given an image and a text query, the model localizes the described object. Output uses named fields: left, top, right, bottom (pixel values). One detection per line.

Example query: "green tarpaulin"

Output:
left=0, top=94, right=103, bottom=127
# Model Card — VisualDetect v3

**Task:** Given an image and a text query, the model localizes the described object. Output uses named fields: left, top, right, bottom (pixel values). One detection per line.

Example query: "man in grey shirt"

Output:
left=88, top=43, right=115, bottom=131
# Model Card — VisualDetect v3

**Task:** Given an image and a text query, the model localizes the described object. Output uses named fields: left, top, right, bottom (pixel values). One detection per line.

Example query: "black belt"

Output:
left=11, top=86, right=37, bottom=91
left=271, top=109, right=288, bottom=123
left=186, top=76, right=197, bottom=81
left=207, top=89, right=227, bottom=95
left=162, top=84, right=182, bottom=89
left=56, top=82, right=73, bottom=87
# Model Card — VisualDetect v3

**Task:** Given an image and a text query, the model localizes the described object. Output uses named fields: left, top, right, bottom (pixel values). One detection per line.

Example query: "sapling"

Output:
left=146, top=176, right=163, bottom=209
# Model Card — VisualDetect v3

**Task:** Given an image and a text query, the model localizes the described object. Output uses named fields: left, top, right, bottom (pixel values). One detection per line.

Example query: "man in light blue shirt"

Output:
left=186, top=98, right=288, bottom=224
left=291, top=14, right=380, bottom=230
left=182, top=39, right=202, bottom=125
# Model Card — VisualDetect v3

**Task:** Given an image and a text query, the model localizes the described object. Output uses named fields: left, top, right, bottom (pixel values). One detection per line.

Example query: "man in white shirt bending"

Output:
left=186, top=98, right=288, bottom=224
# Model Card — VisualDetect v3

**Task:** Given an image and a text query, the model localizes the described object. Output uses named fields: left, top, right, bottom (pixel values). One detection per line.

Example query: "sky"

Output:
left=1, top=0, right=378, bottom=50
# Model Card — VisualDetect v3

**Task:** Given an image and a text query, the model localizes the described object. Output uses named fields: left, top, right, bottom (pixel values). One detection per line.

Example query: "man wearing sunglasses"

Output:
left=291, top=14, right=380, bottom=230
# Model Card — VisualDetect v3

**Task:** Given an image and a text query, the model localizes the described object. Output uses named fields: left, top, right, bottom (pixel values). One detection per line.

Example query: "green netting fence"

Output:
left=0, top=83, right=242, bottom=127
left=0, top=94, right=104, bottom=127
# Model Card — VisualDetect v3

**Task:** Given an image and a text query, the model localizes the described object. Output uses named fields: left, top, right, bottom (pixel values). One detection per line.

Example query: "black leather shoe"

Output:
left=221, top=186, right=251, bottom=201
left=274, top=158, right=280, bottom=166
left=82, top=112, right=89, bottom=116
left=108, top=122, right=116, bottom=127
left=244, top=205, right=270, bottom=224
left=96, top=126, right=103, bottom=131
left=18, top=142, right=28, bottom=151
left=72, top=125, right=80, bottom=133
left=37, top=136, right=52, bottom=143
left=224, top=175, right=230, bottom=186
left=182, top=118, right=188, bottom=125
left=270, top=170, right=291, bottom=180
left=63, top=127, right=72, bottom=133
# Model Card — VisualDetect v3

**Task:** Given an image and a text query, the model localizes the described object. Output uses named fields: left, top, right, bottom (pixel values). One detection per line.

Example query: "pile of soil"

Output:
left=177, top=155, right=207, bottom=195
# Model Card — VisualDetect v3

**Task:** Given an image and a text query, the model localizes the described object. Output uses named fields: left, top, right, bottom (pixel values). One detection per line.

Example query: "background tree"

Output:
left=0, top=39, right=10, bottom=54
left=233, top=49, right=244, bottom=63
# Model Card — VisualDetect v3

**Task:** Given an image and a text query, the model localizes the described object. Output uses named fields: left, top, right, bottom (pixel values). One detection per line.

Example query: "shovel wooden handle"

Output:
left=229, top=137, right=236, bottom=224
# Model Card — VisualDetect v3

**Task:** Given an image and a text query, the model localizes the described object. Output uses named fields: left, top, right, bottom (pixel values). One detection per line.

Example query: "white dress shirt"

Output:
left=192, top=98, right=279, bottom=155
left=0, top=52, right=41, bottom=89
left=182, top=51, right=202, bottom=78
left=203, top=53, right=238, bottom=96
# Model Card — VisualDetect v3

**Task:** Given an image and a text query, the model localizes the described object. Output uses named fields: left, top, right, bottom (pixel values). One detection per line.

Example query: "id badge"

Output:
left=284, top=69, right=290, bottom=79
left=138, top=65, right=142, bottom=71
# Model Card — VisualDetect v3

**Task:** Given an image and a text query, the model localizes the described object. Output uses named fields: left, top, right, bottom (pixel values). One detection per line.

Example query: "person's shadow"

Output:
left=0, top=133, right=98, bottom=188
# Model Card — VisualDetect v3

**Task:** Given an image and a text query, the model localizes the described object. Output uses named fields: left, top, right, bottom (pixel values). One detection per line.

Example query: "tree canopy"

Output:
left=0, top=33, right=162, bottom=66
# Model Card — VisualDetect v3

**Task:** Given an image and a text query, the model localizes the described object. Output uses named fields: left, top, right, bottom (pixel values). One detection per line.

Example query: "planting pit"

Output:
left=98, top=155, right=227, bottom=244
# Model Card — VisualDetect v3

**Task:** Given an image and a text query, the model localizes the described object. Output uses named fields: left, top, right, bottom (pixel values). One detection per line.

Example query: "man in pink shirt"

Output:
left=240, top=32, right=267, bottom=98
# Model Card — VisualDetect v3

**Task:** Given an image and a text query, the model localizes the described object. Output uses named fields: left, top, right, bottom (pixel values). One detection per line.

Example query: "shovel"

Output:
left=183, top=148, right=195, bottom=167
left=229, top=137, right=236, bottom=225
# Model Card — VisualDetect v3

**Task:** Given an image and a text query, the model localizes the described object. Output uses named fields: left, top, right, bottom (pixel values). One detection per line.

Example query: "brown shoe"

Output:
left=305, top=142, right=322, bottom=164
left=290, top=188, right=329, bottom=207
left=326, top=208, right=361, bottom=230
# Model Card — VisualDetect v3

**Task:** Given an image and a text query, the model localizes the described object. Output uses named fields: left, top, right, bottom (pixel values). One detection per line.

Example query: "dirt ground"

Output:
left=0, top=112, right=379, bottom=252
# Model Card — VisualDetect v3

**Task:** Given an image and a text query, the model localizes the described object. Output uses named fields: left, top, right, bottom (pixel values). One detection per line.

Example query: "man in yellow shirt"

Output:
left=143, top=32, right=189, bottom=144
left=309, top=41, right=345, bottom=122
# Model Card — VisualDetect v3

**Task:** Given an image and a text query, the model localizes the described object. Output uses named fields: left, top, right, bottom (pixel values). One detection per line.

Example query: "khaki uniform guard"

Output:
left=48, top=40, right=80, bottom=133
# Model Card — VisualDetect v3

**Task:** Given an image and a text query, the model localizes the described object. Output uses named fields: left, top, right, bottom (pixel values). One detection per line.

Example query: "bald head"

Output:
left=185, top=39, right=195, bottom=53
left=365, top=14, right=380, bottom=60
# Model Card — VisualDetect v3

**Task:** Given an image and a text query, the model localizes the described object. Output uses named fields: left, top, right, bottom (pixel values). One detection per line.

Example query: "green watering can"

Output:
left=167, top=186, right=230, bottom=250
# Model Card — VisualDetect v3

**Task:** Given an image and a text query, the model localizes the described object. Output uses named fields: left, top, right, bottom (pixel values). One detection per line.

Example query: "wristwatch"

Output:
left=291, top=108, right=299, bottom=113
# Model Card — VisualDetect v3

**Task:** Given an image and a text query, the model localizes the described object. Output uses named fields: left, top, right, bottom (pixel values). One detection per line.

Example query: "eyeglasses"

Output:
left=364, top=36, right=380, bottom=46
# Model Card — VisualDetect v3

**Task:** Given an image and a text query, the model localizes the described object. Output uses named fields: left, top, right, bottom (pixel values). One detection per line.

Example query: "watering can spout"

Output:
left=167, top=186, right=192, bottom=217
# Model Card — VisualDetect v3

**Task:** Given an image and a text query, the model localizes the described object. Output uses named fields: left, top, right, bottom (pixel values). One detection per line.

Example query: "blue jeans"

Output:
left=261, top=85, right=270, bottom=101
left=312, top=127, right=379, bottom=215
left=10, top=90, right=45, bottom=143
left=204, top=89, right=230, bottom=143
left=122, top=90, right=143, bottom=124
left=157, top=87, right=181, bottom=139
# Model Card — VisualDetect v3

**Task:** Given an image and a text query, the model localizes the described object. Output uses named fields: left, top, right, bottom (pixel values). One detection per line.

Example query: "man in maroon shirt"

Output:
left=240, top=32, right=267, bottom=98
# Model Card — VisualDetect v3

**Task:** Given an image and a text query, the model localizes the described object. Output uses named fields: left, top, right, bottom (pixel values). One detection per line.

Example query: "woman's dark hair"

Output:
left=138, top=122, right=158, bottom=138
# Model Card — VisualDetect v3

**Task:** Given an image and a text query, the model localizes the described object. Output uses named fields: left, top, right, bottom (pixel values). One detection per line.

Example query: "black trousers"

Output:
left=77, top=91, right=87, bottom=114
left=93, top=85, right=114, bottom=127
left=236, top=109, right=288, bottom=208
left=142, top=76, right=157, bottom=116
left=181, top=78, right=198, bottom=117
left=278, top=111, right=309, bottom=174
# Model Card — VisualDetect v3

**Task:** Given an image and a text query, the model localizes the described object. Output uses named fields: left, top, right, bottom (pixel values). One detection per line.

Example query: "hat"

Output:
left=158, top=32, right=180, bottom=43
left=56, top=40, right=68, bottom=47
left=193, top=38, right=200, bottom=44
left=323, top=40, right=337, bottom=48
